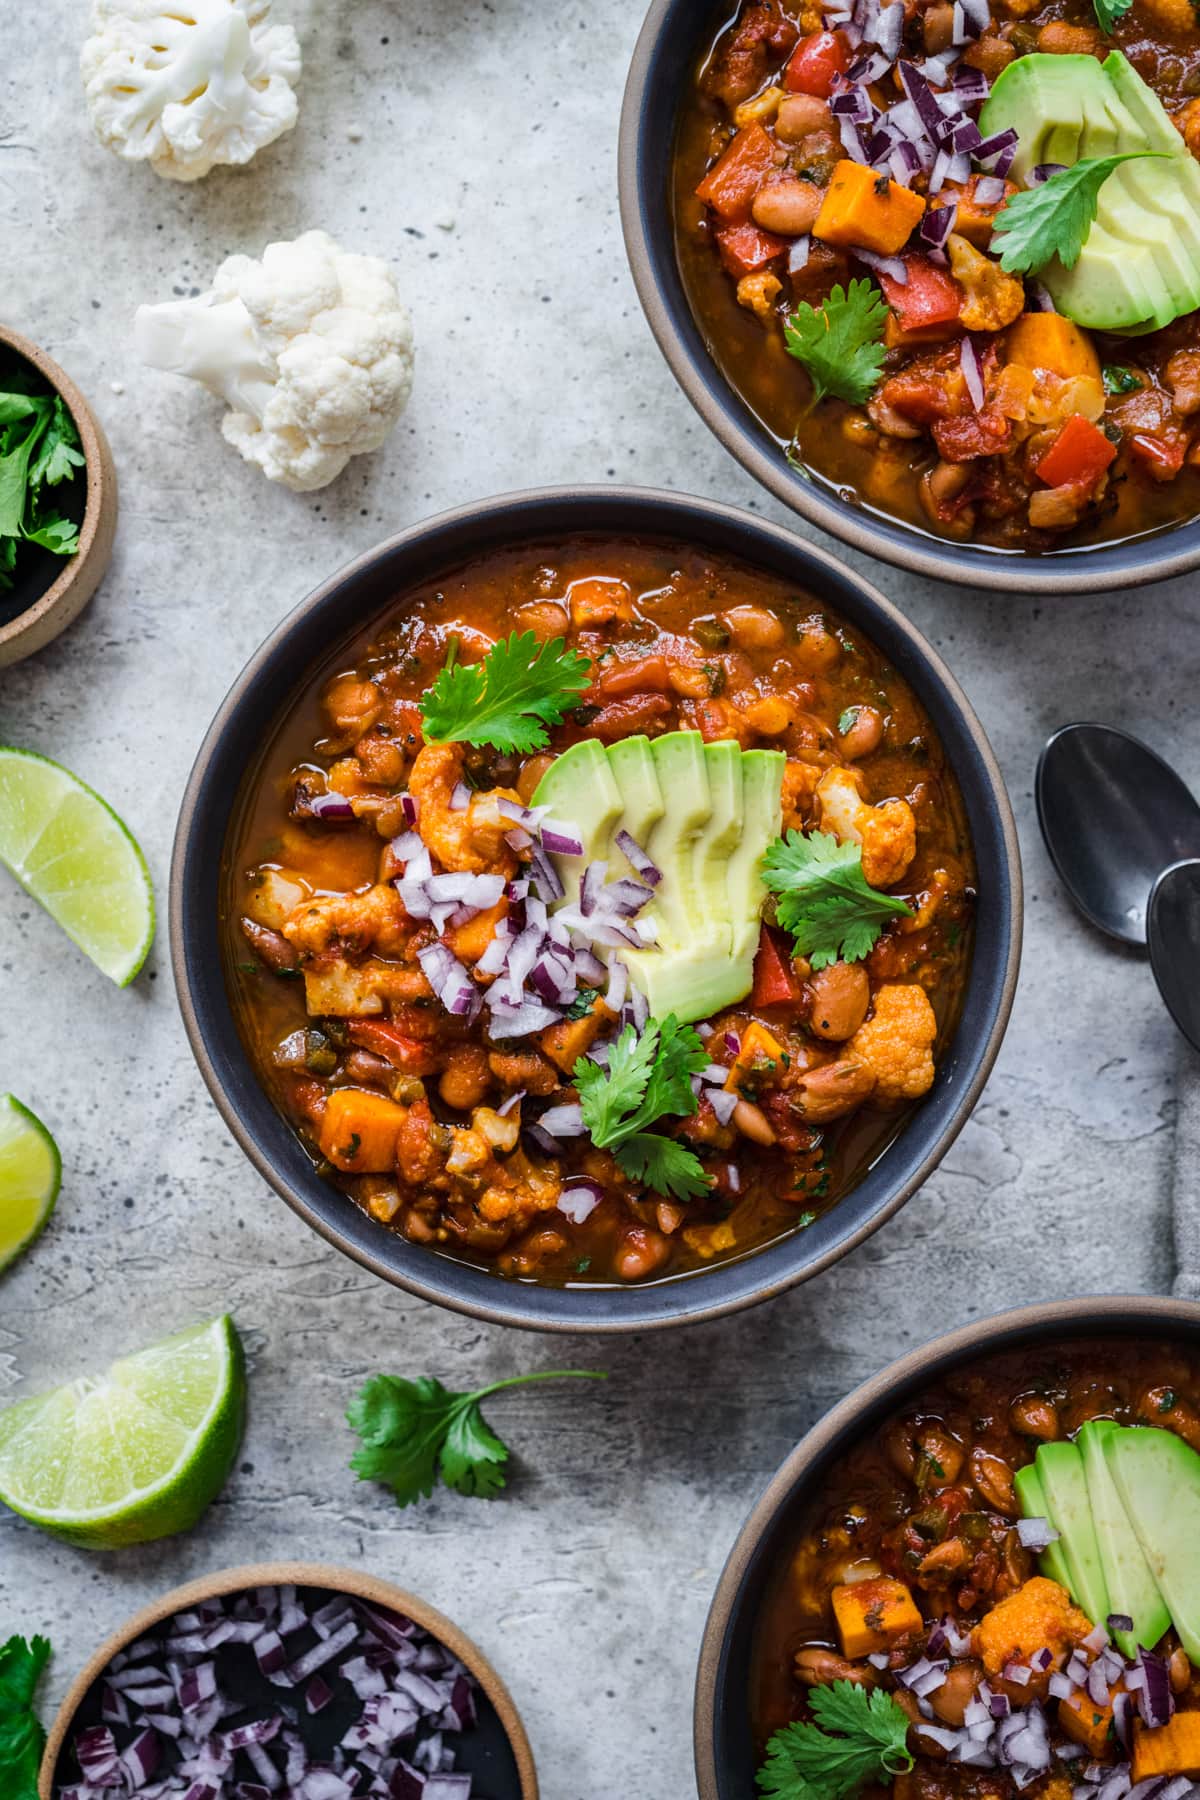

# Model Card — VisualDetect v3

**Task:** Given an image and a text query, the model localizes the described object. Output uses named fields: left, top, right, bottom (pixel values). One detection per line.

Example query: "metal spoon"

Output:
left=1149, top=860, right=1200, bottom=1052
left=1036, top=723, right=1200, bottom=946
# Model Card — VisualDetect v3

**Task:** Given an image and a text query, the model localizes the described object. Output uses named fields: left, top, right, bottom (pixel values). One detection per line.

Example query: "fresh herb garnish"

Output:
left=347, top=1369, right=606, bottom=1508
left=783, top=280, right=888, bottom=407
left=1093, top=0, right=1133, bottom=33
left=420, top=631, right=591, bottom=753
left=837, top=707, right=858, bottom=737
left=0, top=376, right=84, bottom=593
left=1103, top=364, right=1142, bottom=395
left=992, top=154, right=1163, bottom=275
left=574, top=1015, right=711, bottom=1201
left=757, top=1681, right=914, bottom=1800
left=762, top=830, right=913, bottom=970
left=0, top=1634, right=51, bottom=1800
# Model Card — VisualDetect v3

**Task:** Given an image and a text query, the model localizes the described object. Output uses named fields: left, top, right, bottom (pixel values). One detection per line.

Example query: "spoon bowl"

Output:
left=1036, top=723, right=1200, bottom=945
left=1149, top=859, right=1200, bottom=1052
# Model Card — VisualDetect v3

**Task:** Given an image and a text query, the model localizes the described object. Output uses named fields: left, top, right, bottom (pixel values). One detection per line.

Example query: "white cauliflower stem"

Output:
left=82, top=0, right=301, bottom=183
left=134, top=231, right=415, bottom=492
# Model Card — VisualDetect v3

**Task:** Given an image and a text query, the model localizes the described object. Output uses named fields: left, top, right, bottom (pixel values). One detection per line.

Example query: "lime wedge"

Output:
left=0, top=1316, right=245, bottom=1548
left=0, top=1095, right=61, bottom=1273
left=0, top=746, right=155, bottom=986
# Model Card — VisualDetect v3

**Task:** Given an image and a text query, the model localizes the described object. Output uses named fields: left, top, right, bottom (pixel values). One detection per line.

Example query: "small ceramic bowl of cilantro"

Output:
left=0, top=325, right=118, bottom=670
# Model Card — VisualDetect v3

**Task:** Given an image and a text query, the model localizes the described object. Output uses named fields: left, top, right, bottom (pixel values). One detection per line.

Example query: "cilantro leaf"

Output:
left=0, top=1634, right=51, bottom=1800
left=614, top=1132, right=711, bottom=1200
left=347, top=1369, right=605, bottom=1509
left=420, top=631, right=592, bottom=753
left=28, top=398, right=84, bottom=490
left=1103, top=364, right=1142, bottom=395
left=575, top=1015, right=711, bottom=1201
left=783, top=279, right=888, bottom=407
left=1093, top=0, right=1132, bottom=32
left=23, top=514, right=80, bottom=556
left=757, top=1682, right=913, bottom=1800
left=762, top=830, right=912, bottom=970
left=992, top=154, right=1163, bottom=275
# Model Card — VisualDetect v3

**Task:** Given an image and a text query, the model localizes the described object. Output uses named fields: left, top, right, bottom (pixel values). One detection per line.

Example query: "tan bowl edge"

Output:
left=0, top=323, right=118, bottom=670
left=39, top=1560, right=539, bottom=1800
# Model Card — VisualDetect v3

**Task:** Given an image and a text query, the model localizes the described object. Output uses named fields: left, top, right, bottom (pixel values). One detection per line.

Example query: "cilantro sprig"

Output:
left=347, top=1369, right=606, bottom=1508
left=1093, top=0, right=1132, bottom=33
left=0, top=1634, right=51, bottom=1800
left=0, top=374, right=85, bottom=595
left=762, top=831, right=912, bottom=970
left=991, top=154, right=1163, bottom=275
left=419, top=631, right=591, bottom=754
left=757, top=1682, right=914, bottom=1800
left=783, top=280, right=888, bottom=408
left=574, top=1015, right=711, bottom=1201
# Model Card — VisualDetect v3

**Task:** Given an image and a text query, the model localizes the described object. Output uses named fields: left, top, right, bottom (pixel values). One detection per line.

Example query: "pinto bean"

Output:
left=587, top=695, right=674, bottom=741
left=487, top=1049, right=560, bottom=1097
left=1170, top=1647, right=1191, bottom=1694
left=970, top=1447, right=1018, bottom=1515
left=774, top=94, right=834, bottom=141
left=1037, top=19, right=1101, bottom=51
left=1139, top=1385, right=1200, bottom=1452
left=838, top=707, right=885, bottom=762
left=515, top=601, right=570, bottom=640
left=752, top=178, right=823, bottom=237
left=613, top=1225, right=672, bottom=1281
left=732, top=1098, right=778, bottom=1145
left=807, top=962, right=871, bottom=1041
left=1009, top=1394, right=1060, bottom=1440
left=923, top=3, right=956, bottom=51
left=929, top=1661, right=985, bottom=1727
left=918, top=1538, right=969, bottom=1580
left=918, top=1424, right=965, bottom=1484
left=793, top=1057, right=875, bottom=1120
left=240, top=917, right=299, bottom=973
left=439, top=1044, right=493, bottom=1112
left=344, top=1050, right=391, bottom=1087
left=721, top=604, right=787, bottom=650
left=794, top=1647, right=875, bottom=1687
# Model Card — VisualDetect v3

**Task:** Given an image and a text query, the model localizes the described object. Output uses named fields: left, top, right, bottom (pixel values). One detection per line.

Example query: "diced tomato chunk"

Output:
left=695, top=122, right=780, bottom=221
left=1036, top=413, right=1117, bottom=490
left=933, top=410, right=1012, bottom=461
left=878, top=257, right=963, bottom=334
left=596, top=655, right=674, bottom=699
left=783, top=31, right=848, bottom=98
left=714, top=220, right=790, bottom=277
left=752, top=927, right=803, bottom=1008
left=1128, top=430, right=1187, bottom=482
left=347, top=1020, right=442, bottom=1075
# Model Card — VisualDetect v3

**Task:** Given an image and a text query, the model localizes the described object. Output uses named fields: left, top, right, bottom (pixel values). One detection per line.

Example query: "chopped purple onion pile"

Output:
left=57, top=1585, right=492, bottom=1800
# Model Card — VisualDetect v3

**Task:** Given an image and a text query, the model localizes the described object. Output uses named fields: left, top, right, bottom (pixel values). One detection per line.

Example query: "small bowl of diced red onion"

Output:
left=39, top=1563, right=538, bottom=1800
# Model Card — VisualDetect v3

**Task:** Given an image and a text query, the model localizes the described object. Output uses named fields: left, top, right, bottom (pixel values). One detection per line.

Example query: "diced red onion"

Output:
left=709, top=1089, right=739, bottom=1127
left=306, top=792, right=356, bottom=822
left=855, top=248, right=908, bottom=284
left=537, top=1102, right=586, bottom=1137
left=449, top=782, right=471, bottom=813
left=1137, top=1648, right=1174, bottom=1728
left=920, top=203, right=957, bottom=248
left=975, top=127, right=1018, bottom=175
left=1029, top=162, right=1067, bottom=186
left=951, top=117, right=984, bottom=154
left=832, top=85, right=874, bottom=121
left=973, top=173, right=1007, bottom=204
left=559, top=1178, right=605, bottom=1225
left=960, top=335, right=985, bottom=411
left=1004, top=1661, right=1032, bottom=1687
left=1083, top=1623, right=1111, bottom=1654
left=540, top=820, right=584, bottom=857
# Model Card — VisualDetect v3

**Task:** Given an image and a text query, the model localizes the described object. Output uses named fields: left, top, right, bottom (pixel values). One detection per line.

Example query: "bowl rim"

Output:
left=692, top=1292, right=1200, bottom=1800
left=0, top=322, right=117, bottom=665
left=169, top=482, right=1022, bottom=1333
left=617, top=0, right=1200, bottom=596
left=38, top=1559, right=539, bottom=1800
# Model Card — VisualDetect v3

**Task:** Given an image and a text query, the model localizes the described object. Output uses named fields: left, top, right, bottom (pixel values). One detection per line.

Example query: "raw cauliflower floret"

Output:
left=849, top=984, right=937, bottom=1103
left=134, top=230, right=414, bottom=491
left=974, top=1577, right=1094, bottom=1680
left=82, top=0, right=301, bottom=183
left=816, top=766, right=917, bottom=888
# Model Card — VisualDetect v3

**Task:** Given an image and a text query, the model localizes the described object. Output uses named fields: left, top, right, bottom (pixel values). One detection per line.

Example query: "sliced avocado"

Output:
left=693, top=740, right=743, bottom=952
left=1036, top=1440, right=1111, bottom=1630
left=728, top=750, right=786, bottom=966
left=980, top=51, right=1200, bottom=333
left=641, top=733, right=713, bottom=950
left=1077, top=1420, right=1171, bottom=1658
left=1103, top=51, right=1188, bottom=154
left=531, top=739, right=623, bottom=908
left=605, top=735, right=664, bottom=850
left=1107, top=1425, right=1200, bottom=1665
left=1014, top=1461, right=1074, bottom=1592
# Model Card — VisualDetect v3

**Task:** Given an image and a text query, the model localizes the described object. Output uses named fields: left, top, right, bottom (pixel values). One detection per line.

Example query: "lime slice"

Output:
left=0, top=746, right=154, bottom=986
left=0, top=1095, right=61, bottom=1274
left=0, top=1316, right=245, bottom=1549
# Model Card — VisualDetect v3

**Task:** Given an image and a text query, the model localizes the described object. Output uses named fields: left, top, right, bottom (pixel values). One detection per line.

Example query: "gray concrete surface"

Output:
left=0, top=2, right=1196, bottom=1795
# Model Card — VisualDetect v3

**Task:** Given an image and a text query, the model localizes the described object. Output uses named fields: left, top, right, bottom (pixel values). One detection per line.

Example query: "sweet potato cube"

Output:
left=1132, top=1715, right=1200, bottom=1783
left=973, top=1577, right=1094, bottom=1680
left=696, top=122, right=781, bottom=221
left=814, top=161, right=927, bottom=256
left=725, top=1021, right=787, bottom=1094
left=1059, top=1691, right=1117, bottom=1760
left=318, top=1088, right=408, bottom=1173
left=831, top=1577, right=923, bottom=1658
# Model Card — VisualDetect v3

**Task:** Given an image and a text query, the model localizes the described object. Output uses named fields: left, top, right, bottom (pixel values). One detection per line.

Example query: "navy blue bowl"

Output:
left=618, top=0, right=1200, bottom=593
left=171, top=486, right=1021, bottom=1332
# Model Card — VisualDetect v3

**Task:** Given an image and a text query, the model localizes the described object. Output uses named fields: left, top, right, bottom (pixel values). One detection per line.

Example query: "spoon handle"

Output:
left=1173, top=1037, right=1200, bottom=1301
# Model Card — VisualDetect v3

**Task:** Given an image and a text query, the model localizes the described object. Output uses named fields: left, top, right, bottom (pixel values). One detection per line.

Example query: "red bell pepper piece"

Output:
left=347, top=1021, right=442, bottom=1075
left=751, top=927, right=803, bottom=1008
left=695, top=122, right=780, bottom=222
left=784, top=31, right=848, bottom=98
left=1036, top=413, right=1117, bottom=490
left=714, top=220, right=789, bottom=277
left=878, top=257, right=963, bottom=333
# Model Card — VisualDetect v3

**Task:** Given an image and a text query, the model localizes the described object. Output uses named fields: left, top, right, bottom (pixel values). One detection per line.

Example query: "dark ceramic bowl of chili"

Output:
left=171, top=486, right=1020, bottom=1332
left=695, top=1294, right=1200, bottom=1800
left=620, top=0, right=1200, bottom=590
